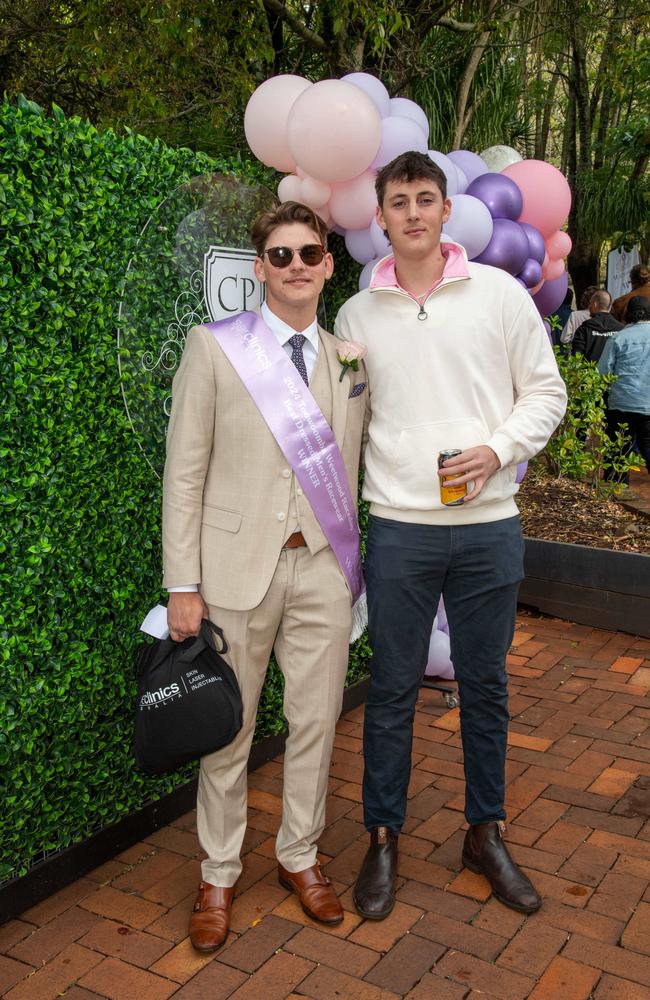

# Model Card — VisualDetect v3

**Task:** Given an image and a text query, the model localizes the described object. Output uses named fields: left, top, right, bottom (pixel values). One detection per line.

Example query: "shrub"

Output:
left=0, top=98, right=368, bottom=882
left=543, top=348, right=642, bottom=490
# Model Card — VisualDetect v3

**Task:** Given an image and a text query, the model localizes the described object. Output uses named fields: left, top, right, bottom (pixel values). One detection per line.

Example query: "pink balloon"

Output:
left=546, top=229, right=572, bottom=260
left=244, top=75, right=311, bottom=172
left=345, top=226, right=376, bottom=265
left=329, top=171, right=377, bottom=230
left=315, top=204, right=331, bottom=226
left=371, top=115, right=428, bottom=170
left=502, top=159, right=571, bottom=239
left=288, top=80, right=381, bottom=183
left=277, top=174, right=303, bottom=203
left=389, top=97, right=429, bottom=142
left=301, top=175, right=331, bottom=209
left=544, top=257, right=565, bottom=281
left=425, top=628, right=454, bottom=680
left=342, top=72, right=391, bottom=118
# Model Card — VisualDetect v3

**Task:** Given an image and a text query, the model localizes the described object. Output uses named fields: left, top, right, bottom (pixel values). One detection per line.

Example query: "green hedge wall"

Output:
left=0, top=98, right=369, bottom=882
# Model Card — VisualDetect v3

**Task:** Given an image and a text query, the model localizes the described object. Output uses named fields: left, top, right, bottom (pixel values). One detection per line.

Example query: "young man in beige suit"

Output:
left=162, top=201, right=368, bottom=952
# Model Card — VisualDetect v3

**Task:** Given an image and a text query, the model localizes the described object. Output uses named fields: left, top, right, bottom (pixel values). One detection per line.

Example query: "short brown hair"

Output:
left=630, top=264, right=650, bottom=288
left=375, top=151, right=447, bottom=207
left=250, top=201, right=328, bottom=257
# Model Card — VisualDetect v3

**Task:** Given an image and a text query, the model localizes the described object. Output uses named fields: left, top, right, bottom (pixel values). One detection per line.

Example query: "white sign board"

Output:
left=204, top=246, right=265, bottom=320
left=607, top=245, right=641, bottom=301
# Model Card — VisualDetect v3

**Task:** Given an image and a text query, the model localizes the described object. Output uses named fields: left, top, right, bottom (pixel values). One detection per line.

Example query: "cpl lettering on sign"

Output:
left=204, top=246, right=265, bottom=321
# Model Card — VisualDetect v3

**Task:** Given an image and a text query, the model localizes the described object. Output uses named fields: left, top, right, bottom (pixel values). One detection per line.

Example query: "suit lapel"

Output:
left=319, top=326, right=349, bottom=448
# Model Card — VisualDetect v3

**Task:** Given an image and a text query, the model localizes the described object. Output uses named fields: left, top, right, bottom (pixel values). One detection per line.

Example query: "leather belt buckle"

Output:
left=283, top=531, right=306, bottom=549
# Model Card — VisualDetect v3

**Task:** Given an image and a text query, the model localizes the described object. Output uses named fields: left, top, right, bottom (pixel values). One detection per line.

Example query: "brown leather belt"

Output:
left=283, top=531, right=306, bottom=549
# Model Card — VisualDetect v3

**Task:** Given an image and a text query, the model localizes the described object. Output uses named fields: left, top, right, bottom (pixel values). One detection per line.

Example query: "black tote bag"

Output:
left=134, top=618, right=243, bottom=775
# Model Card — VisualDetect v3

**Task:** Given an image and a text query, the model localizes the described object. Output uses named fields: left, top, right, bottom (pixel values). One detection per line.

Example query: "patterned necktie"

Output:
left=288, top=334, right=309, bottom=386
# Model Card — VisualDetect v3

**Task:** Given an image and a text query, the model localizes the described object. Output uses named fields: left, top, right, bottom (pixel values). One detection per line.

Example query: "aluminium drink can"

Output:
left=438, top=449, right=467, bottom=506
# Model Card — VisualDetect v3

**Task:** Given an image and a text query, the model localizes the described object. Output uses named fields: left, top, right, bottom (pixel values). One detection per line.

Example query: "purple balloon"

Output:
left=447, top=149, right=487, bottom=185
left=517, top=257, right=543, bottom=289
left=532, top=271, right=569, bottom=317
left=342, top=73, right=391, bottom=117
left=515, top=461, right=528, bottom=484
left=371, top=114, right=428, bottom=169
left=543, top=319, right=553, bottom=344
left=465, top=172, right=523, bottom=221
left=520, top=222, right=546, bottom=265
left=473, top=218, right=529, bottom=275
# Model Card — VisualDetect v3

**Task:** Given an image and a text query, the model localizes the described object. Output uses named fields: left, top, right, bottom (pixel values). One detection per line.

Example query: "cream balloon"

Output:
left=480, top=144, right=523, bottom=172
left=287, top=80, right=382, bottom=183
left=244, top=75, right=311, bottom=173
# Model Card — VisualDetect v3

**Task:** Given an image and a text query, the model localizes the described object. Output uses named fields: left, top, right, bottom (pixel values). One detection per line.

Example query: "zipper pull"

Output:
left=417, top=305, right=427, bottom=321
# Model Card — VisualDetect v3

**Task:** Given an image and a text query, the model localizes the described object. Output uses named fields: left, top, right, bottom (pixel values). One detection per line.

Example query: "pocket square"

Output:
left=349, top=381, right=367, bottom=398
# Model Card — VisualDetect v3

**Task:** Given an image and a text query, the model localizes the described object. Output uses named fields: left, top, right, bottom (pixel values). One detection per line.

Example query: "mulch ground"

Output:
left=518, top=465, right=650, bottom=554
left=4, top=612, right=650, bottom=999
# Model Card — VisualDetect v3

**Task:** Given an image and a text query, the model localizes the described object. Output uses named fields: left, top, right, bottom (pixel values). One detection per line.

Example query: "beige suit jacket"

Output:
left=162, top=320, right=368, bottom=611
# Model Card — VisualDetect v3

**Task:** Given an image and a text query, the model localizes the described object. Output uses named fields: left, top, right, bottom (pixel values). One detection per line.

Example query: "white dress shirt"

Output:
left=169, top=304, right=320, bottom=592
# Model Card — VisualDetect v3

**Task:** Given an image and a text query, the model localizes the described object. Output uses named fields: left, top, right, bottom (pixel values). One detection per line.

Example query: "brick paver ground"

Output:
left=5, top=610, right=650, bottom=999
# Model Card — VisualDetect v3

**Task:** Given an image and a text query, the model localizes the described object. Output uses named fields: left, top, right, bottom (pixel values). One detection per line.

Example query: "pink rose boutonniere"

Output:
left=337, top=341, right=368, bottom=382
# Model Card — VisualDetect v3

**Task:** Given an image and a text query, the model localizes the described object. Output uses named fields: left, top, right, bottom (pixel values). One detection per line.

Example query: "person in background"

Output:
left=612, top=264, right=650, bottom=323
left=335, top=150, right=567, bottom=921
left=560, top=284, right=598, bottom=347
left=599, top=295, right=650, bottom=482
left=571, top=290, right=623, bottom=363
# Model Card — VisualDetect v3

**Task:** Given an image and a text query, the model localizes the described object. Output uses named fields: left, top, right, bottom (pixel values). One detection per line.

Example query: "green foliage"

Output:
left=543, top=349, right=642, bottom=489
left=0, top=98, right=369, bottom=883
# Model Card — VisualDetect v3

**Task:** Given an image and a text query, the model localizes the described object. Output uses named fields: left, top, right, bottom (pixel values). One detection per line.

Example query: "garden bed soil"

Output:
left=517, top=465, right=650, bottom=555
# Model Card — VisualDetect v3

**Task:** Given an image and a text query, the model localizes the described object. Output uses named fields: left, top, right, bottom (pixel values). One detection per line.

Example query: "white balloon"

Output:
left=345, top=226, right=376, bottom=265
left=428, top=150, right=458, bottom=197
left=444, top=194, right=494, bottom=259
left=480, top=144, right=523, bottom=172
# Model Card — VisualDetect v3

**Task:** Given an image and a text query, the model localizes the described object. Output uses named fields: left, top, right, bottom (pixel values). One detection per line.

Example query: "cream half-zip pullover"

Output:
left=334, top=242, right=567, bottom=526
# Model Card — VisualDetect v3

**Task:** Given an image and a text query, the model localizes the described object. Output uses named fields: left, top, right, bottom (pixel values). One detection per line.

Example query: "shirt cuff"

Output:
left=168, top=585, right=199, bottom=593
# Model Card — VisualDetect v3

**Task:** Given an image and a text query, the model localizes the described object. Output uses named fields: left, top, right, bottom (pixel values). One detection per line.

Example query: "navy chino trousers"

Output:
left=362, top=513, right=524, bottom=832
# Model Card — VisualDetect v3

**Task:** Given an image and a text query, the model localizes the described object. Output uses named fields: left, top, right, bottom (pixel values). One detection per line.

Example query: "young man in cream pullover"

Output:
left=335, top=151, right=567, bottom=919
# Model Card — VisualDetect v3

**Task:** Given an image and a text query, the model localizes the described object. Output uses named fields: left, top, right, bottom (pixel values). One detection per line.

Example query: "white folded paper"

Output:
left=140, top=604, right=170, bottom=639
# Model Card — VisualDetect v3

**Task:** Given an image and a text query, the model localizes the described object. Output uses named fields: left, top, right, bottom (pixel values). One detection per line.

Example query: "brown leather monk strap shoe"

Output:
left=189, top=881, right=236, bottom=952
left=463, top=821, right=542, bottom=914
left=278, top=862, right=344, bottom=925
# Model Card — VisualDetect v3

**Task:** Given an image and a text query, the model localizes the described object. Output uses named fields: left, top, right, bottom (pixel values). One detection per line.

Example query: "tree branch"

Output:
left=260, top=0, right=329, bottom=53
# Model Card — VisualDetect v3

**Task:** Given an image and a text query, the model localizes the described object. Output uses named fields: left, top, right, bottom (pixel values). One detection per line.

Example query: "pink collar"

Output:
left=370, top=241, right=470, bottom=298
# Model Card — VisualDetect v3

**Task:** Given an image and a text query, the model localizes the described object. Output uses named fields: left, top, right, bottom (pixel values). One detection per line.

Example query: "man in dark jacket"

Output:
left=572, top=290, right=623, bottom=362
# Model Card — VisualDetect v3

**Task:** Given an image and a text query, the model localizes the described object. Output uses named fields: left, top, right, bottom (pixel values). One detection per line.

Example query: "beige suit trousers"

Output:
left=197, top=544, right=352, bottom=886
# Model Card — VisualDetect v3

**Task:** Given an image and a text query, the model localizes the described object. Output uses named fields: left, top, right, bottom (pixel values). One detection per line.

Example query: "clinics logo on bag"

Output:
left=138, top=668, right=222, bottom=710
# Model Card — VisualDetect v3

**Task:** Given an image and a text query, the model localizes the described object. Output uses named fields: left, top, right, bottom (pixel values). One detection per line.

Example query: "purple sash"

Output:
left=206, top=312, right=364, bottom=604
